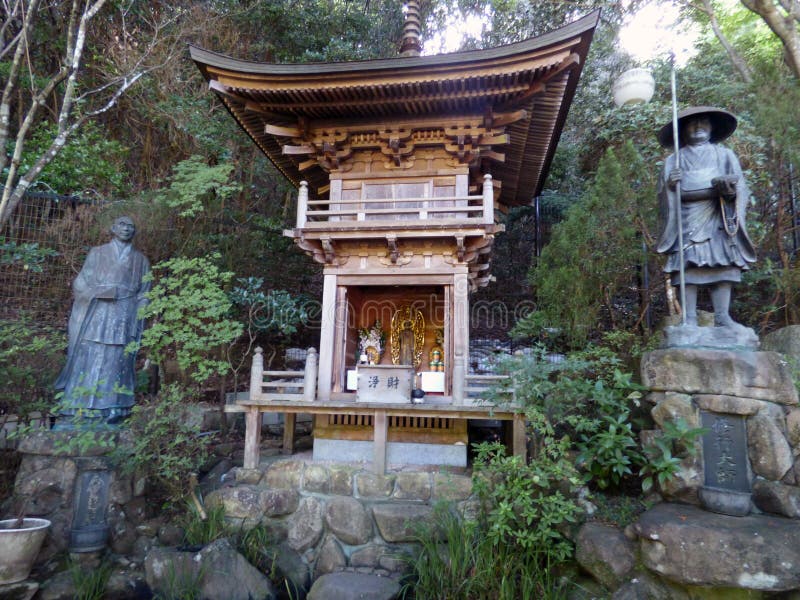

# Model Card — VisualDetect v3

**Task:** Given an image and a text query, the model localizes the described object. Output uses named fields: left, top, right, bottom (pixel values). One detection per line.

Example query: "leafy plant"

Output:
left=122, top=384, right=215, bottom=504
left=473, top=438, right=582, bottom=562
left=138, top=253, right=243, bottom=385
left=640, top=418, right=706, bottom=493
left=157, top=156, right=241, bottom=219
left=400, top=501, right=572, bottom=600
left=0, top=315, right=65, bottom=427
left=0, top=239, right=59, bottom=272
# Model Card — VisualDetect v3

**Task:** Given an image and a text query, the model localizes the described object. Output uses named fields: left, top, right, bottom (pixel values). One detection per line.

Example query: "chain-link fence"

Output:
left=1, top=192, right=105, bottom=325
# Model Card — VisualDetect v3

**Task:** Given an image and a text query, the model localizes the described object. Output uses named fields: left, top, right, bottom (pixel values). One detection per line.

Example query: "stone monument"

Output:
left=54, top=216, right=150, bottom=428
left=645, top=106, right=800, bottom=517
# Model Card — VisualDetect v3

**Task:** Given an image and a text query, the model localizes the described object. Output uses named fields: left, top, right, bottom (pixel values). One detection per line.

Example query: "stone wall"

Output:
left=641, top=348, right=800, bottom=516
left=205, top=458, right=476, bottom=585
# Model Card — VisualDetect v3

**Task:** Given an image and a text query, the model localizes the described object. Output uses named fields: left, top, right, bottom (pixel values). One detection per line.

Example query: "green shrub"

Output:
left=401, top=502, right=572, bottom=600
left=0, top=315, right=66, bottom=420
left=122, top=384, right=215, bottom=504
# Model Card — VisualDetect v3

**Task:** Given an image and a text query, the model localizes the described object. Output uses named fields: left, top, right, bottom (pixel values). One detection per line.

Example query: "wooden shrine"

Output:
left=191, top=7, right=599, bottom=470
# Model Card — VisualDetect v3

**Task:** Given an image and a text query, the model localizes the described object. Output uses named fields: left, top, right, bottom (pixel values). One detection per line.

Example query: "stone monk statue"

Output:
left=656, top=106, right=756, bottom=328
left=54, top=216, right=150, bottom=427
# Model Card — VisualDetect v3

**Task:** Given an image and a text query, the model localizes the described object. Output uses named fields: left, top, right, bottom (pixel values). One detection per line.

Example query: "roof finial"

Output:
left=399, top=1, right=422, bottom=57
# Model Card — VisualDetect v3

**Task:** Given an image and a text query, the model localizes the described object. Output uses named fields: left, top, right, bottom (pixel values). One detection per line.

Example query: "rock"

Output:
left=752, top=480, right=800, bottom=518
left=307, top=572, right=400, bottom=600
left=233, top=468, right=263, bottom=485
left=633, top=503, right=800, bottom=591
left=392, top=472, right=431, bottom=501
left=132, top=535, right=155, bottom=559
left=325, top=496, right=373, bottom=545
left=611, top=572, right=687, bottom=600
left=124, top=497, right=148, bottom=525
left=145, top=538, right=276, bottom=600
left=0, top=580, right=38, bottom=600
left=205, top=485, right=299, bottom=519
left=432, top=473, right=473, bottom=501
left=658, top=456, right=702, bottom=504
left=575, top=522, right=636, bottom=590
left=641, top=349, right=798, bottom=405
left=303, top=465, right=331, bottom=494
left=787, top=408, right=800, bottom=448
left=356, top=473, right=395, bottom=498
left=157, top=523, right=185, bottom=546
left=694, top=394, right=762, bottom=416
left=16, top=431, right=116, bottom=456
left=651, top=392, right=697, bottom=428
left=265, top=542, right=310, bottom=599
left=329, top=466, right=356, bottom=496
left=314, top=536, right=346, bottom=578
left=265, top=460, right=304, bottom=489
left=136, top=517, right=164, bottom=538
left=105, top=567, right=150, bottom=599
left=350, top=544, right=386, bottom=568
left=36, top=571, right=73, bottom=600
left=108, top=505, right=137, bottom=555
left=288, top=497, right=325, bottom=552
left=109, top=474, right=133, bottom=505
left=762, top=325, right=800, bottom=359
left=372, top=504, right=434, bottom=543
left=747, top=413, right=793, bottom=481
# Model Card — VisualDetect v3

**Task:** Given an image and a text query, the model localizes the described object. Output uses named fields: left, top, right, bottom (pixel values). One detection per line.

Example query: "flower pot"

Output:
left=0, top=518, right=51, bottom=584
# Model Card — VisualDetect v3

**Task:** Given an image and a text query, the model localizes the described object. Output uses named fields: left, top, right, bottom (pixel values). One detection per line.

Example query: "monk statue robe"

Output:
left=54, top=216, right=150, bottom=427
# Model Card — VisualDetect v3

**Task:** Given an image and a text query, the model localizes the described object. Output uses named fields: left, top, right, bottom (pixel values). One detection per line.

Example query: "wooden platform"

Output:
left=225, top=398, right=526, bottom=474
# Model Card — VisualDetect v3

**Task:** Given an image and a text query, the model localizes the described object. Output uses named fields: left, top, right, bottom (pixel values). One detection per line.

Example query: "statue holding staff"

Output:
left=656, top=106, right=756, bottom=328
left=54, top=216, right=150, bottom=427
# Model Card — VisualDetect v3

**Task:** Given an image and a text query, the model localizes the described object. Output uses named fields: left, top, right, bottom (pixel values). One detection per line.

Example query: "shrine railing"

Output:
left=296, top=174, right=494, bottom=229
left=247, top=347, right=318, bottom=403
left=465, top=373, right=512, bottom=405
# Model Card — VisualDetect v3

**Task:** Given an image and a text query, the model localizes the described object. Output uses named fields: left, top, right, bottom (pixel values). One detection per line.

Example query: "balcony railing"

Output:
left=296, top=174, right=494, bottom=229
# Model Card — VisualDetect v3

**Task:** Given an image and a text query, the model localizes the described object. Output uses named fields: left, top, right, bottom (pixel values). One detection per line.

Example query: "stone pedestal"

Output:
left=8, top=430, right=145, bottom=560
left=641, top=346, right=799, bottom=516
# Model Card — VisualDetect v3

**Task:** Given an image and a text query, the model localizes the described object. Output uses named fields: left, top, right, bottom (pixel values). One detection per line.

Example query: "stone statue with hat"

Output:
left=656, top=106, right=756, bottom=335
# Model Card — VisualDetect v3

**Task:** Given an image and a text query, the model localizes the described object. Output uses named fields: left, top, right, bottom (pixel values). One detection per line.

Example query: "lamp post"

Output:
left=612, top=66, right=656, bottom=330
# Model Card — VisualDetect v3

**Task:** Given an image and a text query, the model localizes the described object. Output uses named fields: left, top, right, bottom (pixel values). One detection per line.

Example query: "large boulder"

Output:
left=762, top=325, right=800, bottom=359
left=325, top=496, right=373, bottom=545
left=575, top=522, right=636, bottom=590
left=633, top=503, right=800, bottom=591
left=372, top=504, right=435, bottom=543
left=145, top=538, right=276, bottom=600
left=205, top=485, right=298, bottom=519
left=747, top=413, right=793, bottom=481
left=307, top=572, right=399, bottom=600
left=287, top=497, right=325, bottom=552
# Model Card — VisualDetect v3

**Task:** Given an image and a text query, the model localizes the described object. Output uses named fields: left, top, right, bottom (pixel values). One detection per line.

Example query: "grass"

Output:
left=399, top=506, right=573, bottom=600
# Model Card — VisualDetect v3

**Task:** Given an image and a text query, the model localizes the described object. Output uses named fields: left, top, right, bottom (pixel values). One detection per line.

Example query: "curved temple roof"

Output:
left=190, top=10, right=599, bottom=206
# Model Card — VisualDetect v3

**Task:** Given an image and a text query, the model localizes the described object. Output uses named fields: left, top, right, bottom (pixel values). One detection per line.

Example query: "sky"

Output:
left=426, top=1, right=702, bottom=65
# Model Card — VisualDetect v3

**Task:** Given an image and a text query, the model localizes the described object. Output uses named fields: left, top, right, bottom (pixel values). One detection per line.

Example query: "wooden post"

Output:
left=512, top=413, right=527, bottom=461
left=482, top=173, right=493, bottom=224
left=452, top=272, right=469, bottom=404
left=296, top=181, right=309, bottom=228
left=373, top=410, right=388, bottom=474
left=303, top=347, right=318, bottom=401
left=244, top=407, right=261, bottom=469
left=282, top=413, right=296, bottom=455
left=249, top=347, right=264, bottom=402
left=317, top=273, right=337, bottom=401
